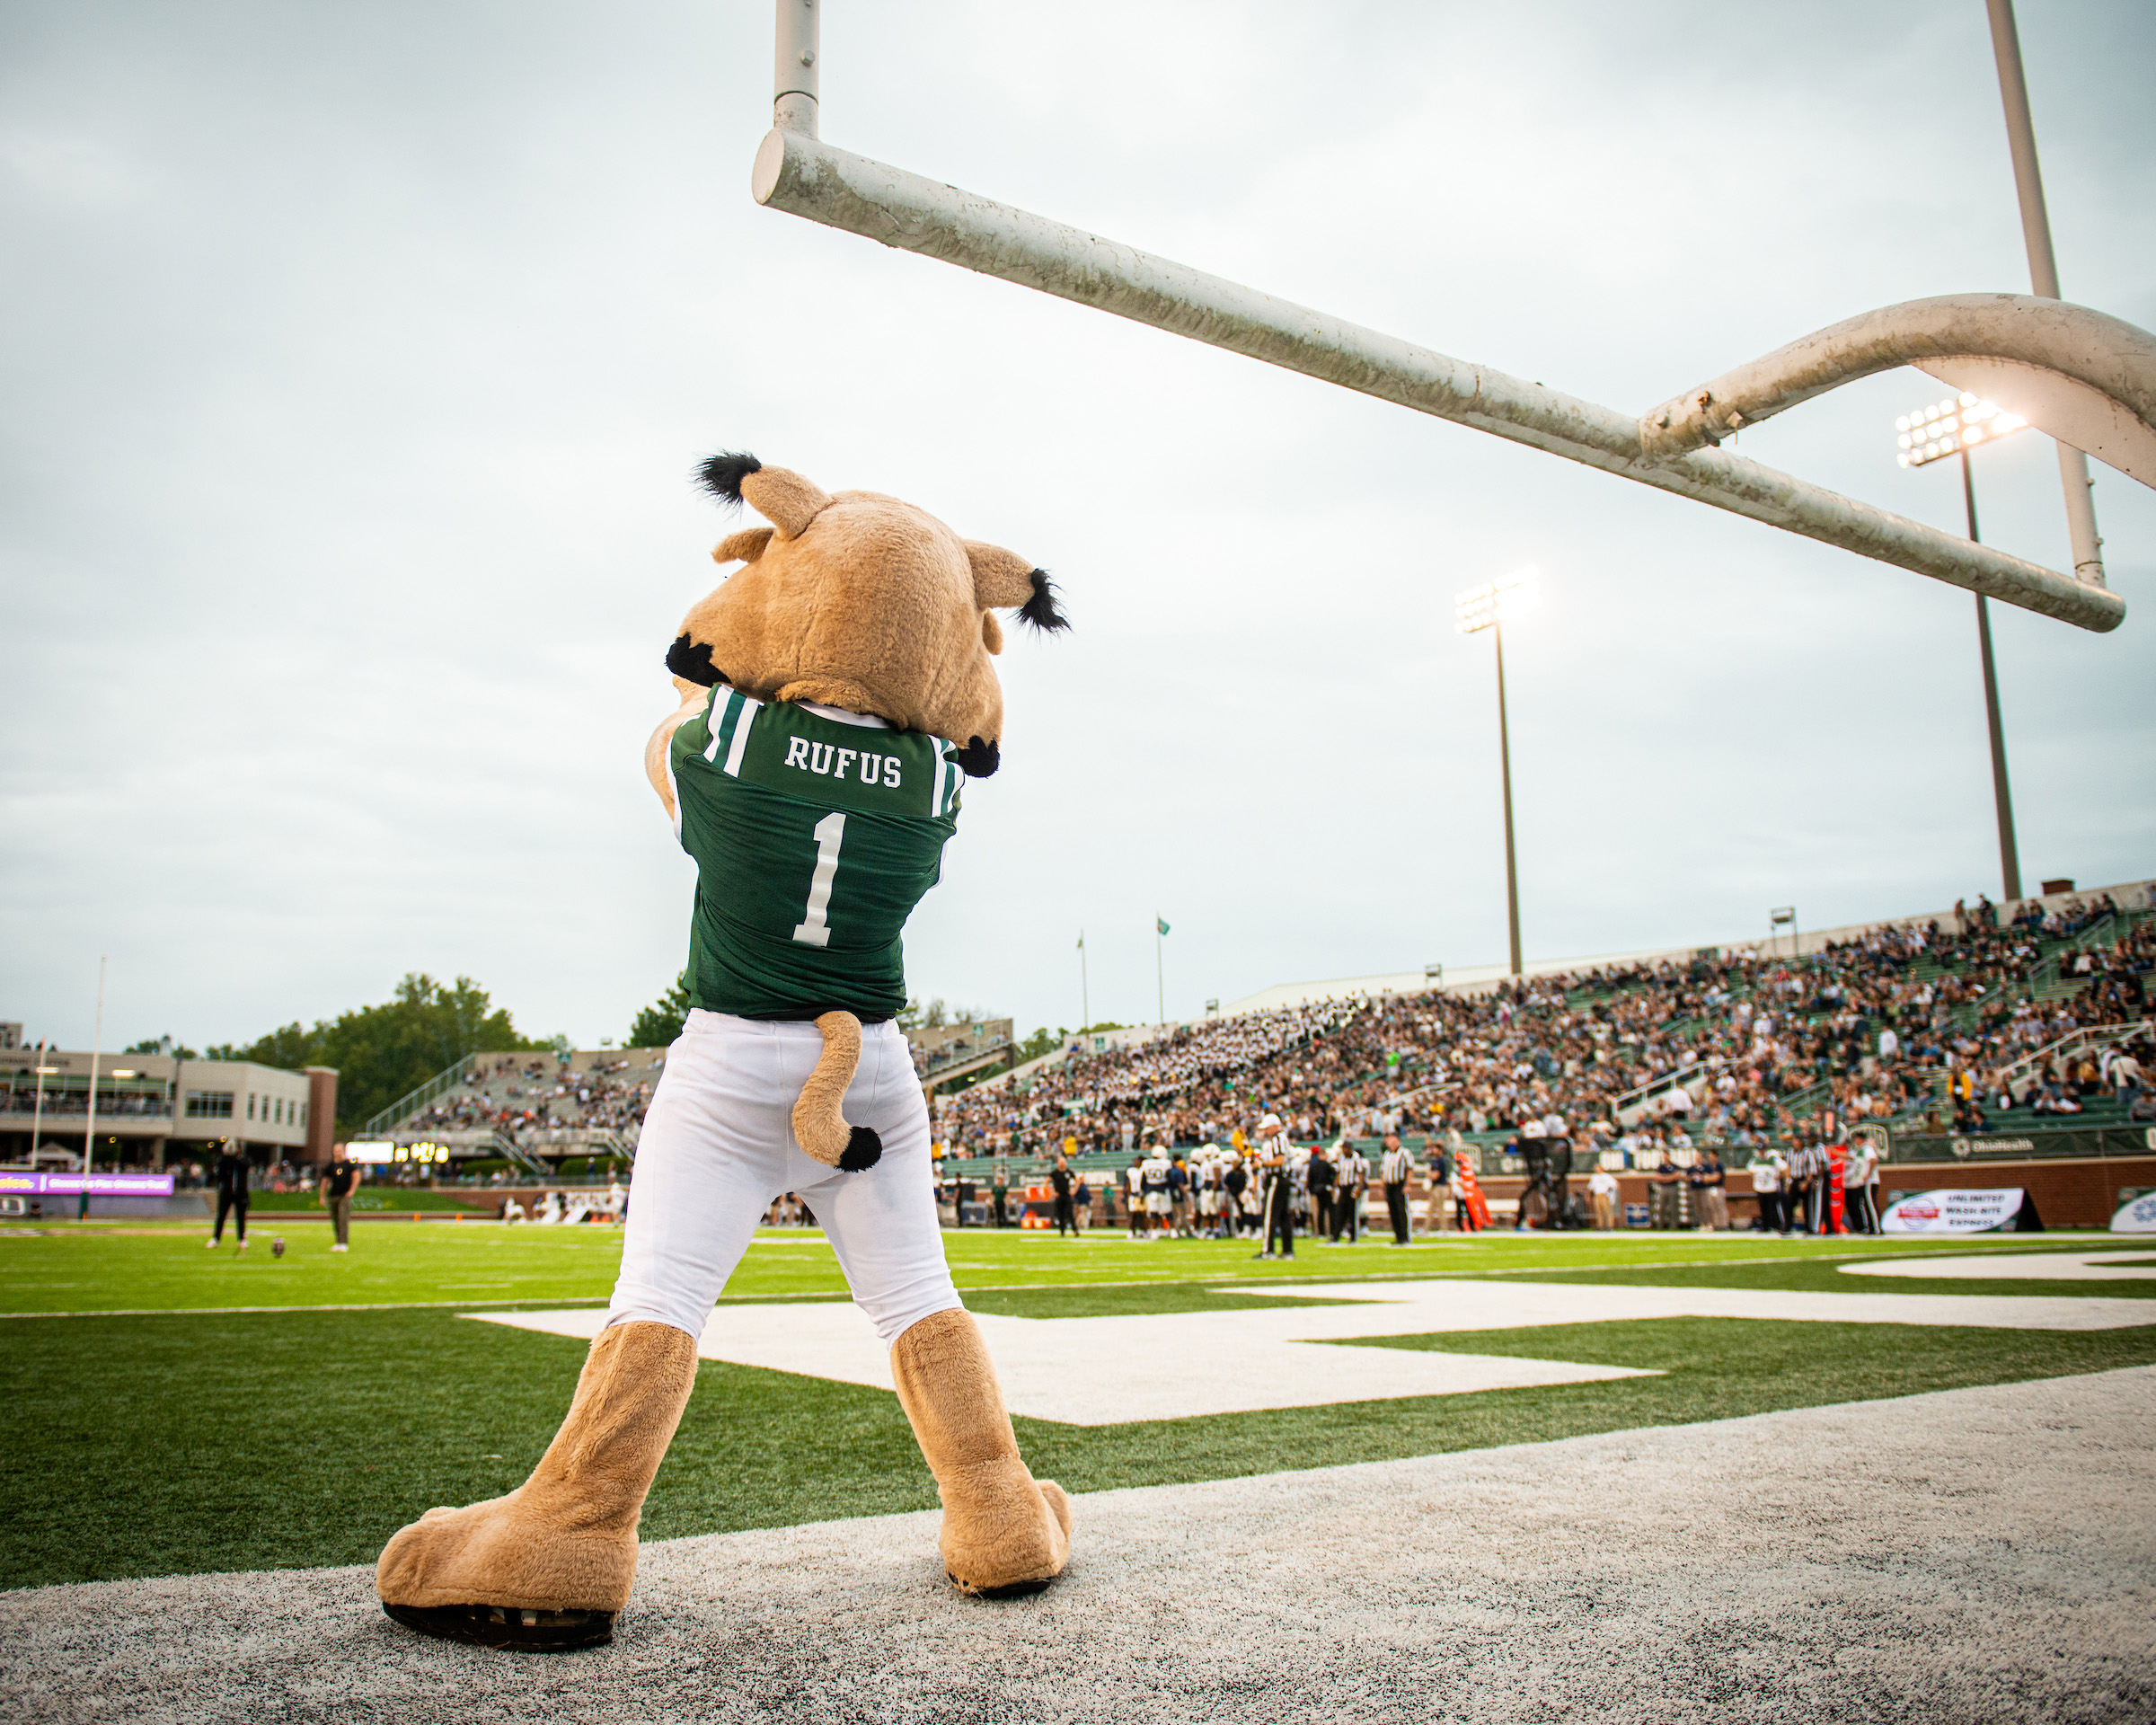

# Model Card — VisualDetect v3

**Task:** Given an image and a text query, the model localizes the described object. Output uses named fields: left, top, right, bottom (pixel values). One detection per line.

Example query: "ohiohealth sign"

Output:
left=0, top=1172, right=176, bottom=1197
left=1880, top=1188, right=2023, bottom=1234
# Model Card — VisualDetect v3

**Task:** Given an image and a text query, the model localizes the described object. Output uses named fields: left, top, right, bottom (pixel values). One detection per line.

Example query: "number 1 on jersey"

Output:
left=791, top=811, right=846, bottom=948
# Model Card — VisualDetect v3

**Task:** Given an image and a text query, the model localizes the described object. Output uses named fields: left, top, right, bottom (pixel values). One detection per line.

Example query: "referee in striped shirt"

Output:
left=1380, top=1132, right=1415, bottom=1246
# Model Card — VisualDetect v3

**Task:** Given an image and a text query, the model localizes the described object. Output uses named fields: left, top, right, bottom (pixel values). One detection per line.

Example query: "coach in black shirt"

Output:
left=210, top=1140, right=252, bottom=1250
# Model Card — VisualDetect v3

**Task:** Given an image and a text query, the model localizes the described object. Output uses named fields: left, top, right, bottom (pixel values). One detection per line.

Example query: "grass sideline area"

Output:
left=4, top=1225, right=2152, bottom=1591
left=0, top=1220, right=2133, bottom=1316
left=242, top=1190, right=496, bottom=1213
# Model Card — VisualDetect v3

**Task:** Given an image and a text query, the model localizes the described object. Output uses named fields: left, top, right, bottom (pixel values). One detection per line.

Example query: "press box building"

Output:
left=0, top=1023, right=336, bottom=1168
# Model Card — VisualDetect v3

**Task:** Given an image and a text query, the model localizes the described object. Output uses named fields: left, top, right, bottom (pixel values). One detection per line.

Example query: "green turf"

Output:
left=2, top=1221, right=2125, bottom=1316
left=5, top=1225, right=2149, bottom=1591
left=243, top=1190, right=493, bottom=1213
left=1507, top=1250, right=2156, bottom=1302
left=6, top=1296, right=2152, bottom=1591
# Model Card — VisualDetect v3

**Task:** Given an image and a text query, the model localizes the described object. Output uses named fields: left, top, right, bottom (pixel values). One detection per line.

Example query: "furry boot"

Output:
left=376, top=1320, right=698, bottom=1650
left=889, top=1307, right=1071, bottom=1596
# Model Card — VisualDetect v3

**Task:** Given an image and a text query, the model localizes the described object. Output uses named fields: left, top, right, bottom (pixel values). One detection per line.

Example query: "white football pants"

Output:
left=606, top=1009, right=959, bottom=1343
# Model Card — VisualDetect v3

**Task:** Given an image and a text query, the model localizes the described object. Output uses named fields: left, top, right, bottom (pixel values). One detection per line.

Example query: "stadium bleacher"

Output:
left=365, top=881, right=2153, bottom=1196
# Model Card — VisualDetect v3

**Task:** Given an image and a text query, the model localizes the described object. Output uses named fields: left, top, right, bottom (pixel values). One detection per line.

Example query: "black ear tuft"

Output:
left=952, top=737, right=1001, bottom=779
left=1017, top=568, right=1069, bottom=632
left=666, top=633, right=720, bottom=687
left=695, top=451, right=763, bottom=507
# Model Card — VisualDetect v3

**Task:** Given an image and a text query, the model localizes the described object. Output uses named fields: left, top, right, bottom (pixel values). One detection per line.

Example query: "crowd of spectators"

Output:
left=409, top=1054, right=655, bottom=1144
left=932, top=889, right=2153, bottom=1168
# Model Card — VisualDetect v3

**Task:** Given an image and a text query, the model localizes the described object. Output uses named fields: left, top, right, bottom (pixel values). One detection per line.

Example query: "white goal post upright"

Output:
left=747, top=3, right=2152, bottom=636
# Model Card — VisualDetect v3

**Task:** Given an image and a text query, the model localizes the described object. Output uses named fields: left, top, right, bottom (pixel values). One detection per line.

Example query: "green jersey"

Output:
left=669, top=684, right=963, bottom=1021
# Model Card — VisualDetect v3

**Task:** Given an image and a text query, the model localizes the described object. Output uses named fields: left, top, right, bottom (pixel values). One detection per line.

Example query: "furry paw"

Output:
left=941, top=1465, right=1072, bottom=1597
left=838, top=1127, right=882, bottom=1172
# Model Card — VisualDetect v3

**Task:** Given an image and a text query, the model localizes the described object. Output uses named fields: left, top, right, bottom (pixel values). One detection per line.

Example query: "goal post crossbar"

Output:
left=747, top=6, right=2125, bottom=633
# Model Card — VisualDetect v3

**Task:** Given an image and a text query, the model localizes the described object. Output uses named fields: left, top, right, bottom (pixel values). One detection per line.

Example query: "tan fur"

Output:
left=673, top=473, right=1034, bottom=750
left=714, top=526, right=773, bottom=565
left=643, top=685, right=709, bottom=819
left=791, top=1010, right=863, bottom=1167
left=889, top=1307, right=1073, bottom=1594
left=375, top=1322, right=698, bottom=1614
left=962, top=541, right=1040, bottom=610
left=739, top=466, right=833, bottom=539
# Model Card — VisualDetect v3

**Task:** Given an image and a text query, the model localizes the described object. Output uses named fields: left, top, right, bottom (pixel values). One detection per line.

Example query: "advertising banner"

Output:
left=2111, top=1190, right=2156, bottom=1234
left=1892, top=1126, right=2156, bottom=1163
left=1880, top=1188, right=2025, bottom=1234
left=0, top=1172, right=176, bottom=1197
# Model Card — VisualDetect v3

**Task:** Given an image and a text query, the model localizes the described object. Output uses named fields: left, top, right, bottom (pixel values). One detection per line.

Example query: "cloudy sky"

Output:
left=4, top=0, right=2152, bottom=1055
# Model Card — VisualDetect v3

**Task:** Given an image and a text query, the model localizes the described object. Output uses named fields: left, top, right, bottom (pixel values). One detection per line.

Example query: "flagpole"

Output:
left=1079, top=931, right=1089, bottom=1031
left=80, top=955, right=105, bottom=1220
left=30, top=1039, right=49, bottom=1166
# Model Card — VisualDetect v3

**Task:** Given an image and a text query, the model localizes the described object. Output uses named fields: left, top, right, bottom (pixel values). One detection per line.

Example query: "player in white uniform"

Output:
left=1139, top=1148, right=1174, bottom=1237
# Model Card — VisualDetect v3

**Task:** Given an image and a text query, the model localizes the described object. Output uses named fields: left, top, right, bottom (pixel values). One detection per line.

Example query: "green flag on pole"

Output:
left=1157, top=916, right=1171, bottom=937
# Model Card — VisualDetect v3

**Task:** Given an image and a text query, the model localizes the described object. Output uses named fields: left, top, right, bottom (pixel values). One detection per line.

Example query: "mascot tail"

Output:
left=792, top=1011, right=885, bottom=1172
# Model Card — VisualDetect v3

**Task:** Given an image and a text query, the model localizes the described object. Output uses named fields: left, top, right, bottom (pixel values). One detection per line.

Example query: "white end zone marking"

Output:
left=464, top=1275, right=2151, bottom=1426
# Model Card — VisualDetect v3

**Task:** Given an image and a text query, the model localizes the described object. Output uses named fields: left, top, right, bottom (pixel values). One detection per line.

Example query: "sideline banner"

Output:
left=1892, top=1125, right=2156, bottom=1163
left=1880, top=1188, right=2024, bottom=1234
left=2112, top=1190, right=2156, bottom=1234
left=0, top=1172, right=176, bottom=1197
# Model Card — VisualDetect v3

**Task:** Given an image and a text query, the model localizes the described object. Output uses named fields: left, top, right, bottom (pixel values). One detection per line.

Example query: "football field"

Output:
left=5, top=1220, right=2155, bottom=1722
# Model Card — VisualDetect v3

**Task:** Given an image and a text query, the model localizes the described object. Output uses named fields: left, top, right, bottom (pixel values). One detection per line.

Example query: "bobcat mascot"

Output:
left=376, top=453, right=1073, bottom=1650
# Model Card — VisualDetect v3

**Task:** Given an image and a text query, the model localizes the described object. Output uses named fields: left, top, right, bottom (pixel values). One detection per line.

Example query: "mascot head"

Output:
left=664, top=452, right=1067, bottom=778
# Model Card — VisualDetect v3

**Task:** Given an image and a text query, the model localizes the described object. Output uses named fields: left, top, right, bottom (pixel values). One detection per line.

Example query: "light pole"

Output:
left=1076, top=930, right=1089, bottom=1032
left=1896, top=391, right=2028, bottom=901
left=1154, top=916, right=1169, bottom=1025
left=1770, top=907, right=1798, bottom=962
left=1984, top=0, right=2104, bottom=588
left=1455, top=568, right=1542, bottom=978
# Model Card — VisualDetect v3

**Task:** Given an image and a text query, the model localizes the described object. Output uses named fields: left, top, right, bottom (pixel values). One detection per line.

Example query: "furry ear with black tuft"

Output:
left=1018, top=568, right=1069, bottom=632
left=695, top=451, right=763, bottom=506
left=714, top=526, right=773, bottom=565
left=665, top=634, right=720, bottom=687
left=951, top=737, right=1001, bottom=780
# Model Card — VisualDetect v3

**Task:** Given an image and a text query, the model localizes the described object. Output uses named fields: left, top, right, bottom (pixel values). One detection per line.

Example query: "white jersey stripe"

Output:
left=721, top=693, right=760, bottom=777
left=701, top=687, right=736, bottom=764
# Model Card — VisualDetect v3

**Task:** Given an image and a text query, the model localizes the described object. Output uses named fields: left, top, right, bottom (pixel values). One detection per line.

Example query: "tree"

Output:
left=124, top=1036, right=197, bottom=1057
left=627, top=974, right=692, bottom=1050
left=1013, top=1025, right=1064, bottom=1065
left=207, top=973, right=542, bottom=1133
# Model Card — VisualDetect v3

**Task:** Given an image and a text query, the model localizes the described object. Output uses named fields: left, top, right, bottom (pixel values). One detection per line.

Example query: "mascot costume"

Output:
left=375, top=452, right=1073, bottom=1650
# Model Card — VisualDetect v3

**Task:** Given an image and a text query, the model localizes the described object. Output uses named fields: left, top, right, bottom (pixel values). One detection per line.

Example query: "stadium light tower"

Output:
left=1896, top=392, right=2028, bottom=901
left=1455, top=568, right=1542, bottom=978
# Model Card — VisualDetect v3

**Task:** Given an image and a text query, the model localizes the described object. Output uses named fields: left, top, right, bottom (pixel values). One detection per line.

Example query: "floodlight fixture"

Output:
left=1454, top=567, right=1542, bottom=636
left=1895, top=392, right=2029, bottom=468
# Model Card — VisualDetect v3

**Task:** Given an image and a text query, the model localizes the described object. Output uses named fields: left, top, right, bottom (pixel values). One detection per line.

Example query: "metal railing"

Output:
left=361, top=1056, right=477, bottom=1137
left=1996, top=1018, right=2152, bottom=1090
